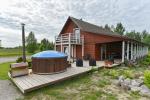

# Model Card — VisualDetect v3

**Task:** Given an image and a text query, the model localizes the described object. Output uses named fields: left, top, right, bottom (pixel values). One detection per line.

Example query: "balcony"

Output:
left=55, top=33, right=84, bottom=45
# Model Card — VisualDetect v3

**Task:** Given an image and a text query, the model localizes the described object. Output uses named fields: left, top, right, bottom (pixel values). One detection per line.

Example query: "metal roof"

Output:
left=69, top=17, right=124, bottom=37
left=68, top=16, right=148, bottom=45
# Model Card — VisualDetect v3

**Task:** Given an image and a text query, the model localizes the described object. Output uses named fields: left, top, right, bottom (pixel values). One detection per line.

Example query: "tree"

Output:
left=104, top=24, right=111, bottom=31
left=26, top=32, right=37, bottom=53
left=39, top=38, right=54, bottom=51
left=125, top=30, right=142, bottom=41
left=143, top=35, right=150, bottom=48
left=114, top=22, right=125, bottom=35
left=126, top=31, right=136, bottom=39
left=141, top=30, right=148, bottom=41
left=135, top=32, right=142, bottom=41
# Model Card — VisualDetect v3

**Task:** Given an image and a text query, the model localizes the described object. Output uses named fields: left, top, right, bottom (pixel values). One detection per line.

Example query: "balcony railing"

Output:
left=55, top=33, right=84, bottom=45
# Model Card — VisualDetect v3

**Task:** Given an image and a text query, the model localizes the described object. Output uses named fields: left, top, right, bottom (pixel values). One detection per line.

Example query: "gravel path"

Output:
left=0, top=56, right=30, bottom=64
left=0, top=80, right=23, bottom=100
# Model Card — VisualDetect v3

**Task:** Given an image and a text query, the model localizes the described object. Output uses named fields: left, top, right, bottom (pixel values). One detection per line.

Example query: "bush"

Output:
left=122, top=70, right=134, bottom=79
left=97, top=79, right=111, bottom=87
left=109, top=70, right=119, bottom=79
left=16, top=57, right=23, bottom=63
left=28, top=61, right=32, bottom=68
left=139, top=55, right=150, bottom=66
left=144, top=70, right=150, bottom=88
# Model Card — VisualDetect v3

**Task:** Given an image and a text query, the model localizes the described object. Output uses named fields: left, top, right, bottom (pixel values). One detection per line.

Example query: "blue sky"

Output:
left=0, top=0, right=150, bottom=47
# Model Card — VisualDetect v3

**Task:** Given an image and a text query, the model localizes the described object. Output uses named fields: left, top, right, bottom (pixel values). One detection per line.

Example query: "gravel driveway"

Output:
left=0, top=80, right=23, bottom=100
left=0, top=56, right=31, bottom=64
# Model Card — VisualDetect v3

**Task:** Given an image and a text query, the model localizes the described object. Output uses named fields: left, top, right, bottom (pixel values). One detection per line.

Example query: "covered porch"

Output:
left=95, top=41, right=122, bottom=61
left=95, top=40, right=149, bottom=63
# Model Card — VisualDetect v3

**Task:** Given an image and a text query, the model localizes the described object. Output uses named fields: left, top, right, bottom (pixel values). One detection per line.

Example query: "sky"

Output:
left=0, top=0, right=150, bottom=47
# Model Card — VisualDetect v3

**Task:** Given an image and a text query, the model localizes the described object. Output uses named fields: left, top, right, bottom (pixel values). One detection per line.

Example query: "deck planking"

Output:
left=9, top=67, right=92, bottom=93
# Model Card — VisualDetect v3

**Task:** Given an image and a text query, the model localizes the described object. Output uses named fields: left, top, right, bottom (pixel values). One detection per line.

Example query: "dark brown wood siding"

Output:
left=81, top=31, right=123, bottom=60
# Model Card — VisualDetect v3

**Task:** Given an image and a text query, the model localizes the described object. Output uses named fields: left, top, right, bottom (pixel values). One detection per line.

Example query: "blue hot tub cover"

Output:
left=32, top=50, right=67, bottom=58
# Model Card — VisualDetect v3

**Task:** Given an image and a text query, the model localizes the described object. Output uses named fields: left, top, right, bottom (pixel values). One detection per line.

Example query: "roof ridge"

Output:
left=69, top=16, right=121, bottom=36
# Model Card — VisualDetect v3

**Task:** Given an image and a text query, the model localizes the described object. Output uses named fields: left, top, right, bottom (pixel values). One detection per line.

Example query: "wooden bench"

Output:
left=10, top=62, right=29, bottom=78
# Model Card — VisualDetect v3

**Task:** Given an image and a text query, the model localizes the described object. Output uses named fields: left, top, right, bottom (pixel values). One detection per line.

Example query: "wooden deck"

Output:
left=8, top=61, right=121, bottom=94
left=8, top=67, right=92, bottom=94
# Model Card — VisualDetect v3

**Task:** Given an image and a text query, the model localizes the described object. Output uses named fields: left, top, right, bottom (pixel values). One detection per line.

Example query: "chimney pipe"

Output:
left=21, top=23, right=26, bottom=62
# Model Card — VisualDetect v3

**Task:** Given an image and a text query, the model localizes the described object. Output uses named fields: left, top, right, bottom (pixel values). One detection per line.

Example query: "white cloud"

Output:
left=0, top=0, right=150, bottom=47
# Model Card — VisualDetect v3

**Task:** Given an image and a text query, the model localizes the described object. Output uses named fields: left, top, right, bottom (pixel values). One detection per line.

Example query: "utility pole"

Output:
left=21, top=23, right=26, bottom=62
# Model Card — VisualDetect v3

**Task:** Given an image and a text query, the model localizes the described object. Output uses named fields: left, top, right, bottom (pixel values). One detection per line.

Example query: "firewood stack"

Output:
left=10, top=62, right=29, bottom=78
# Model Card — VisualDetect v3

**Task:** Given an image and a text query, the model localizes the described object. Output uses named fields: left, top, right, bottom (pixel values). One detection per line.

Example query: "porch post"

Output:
left=137, top=44, right=139, bottom=58
left=144, top=46, right=146, bottom=56
left=131, top=42, right=133, bottom=60
left=61, top=35, right=63, bottom=52
left=142, top=46, right=144, bottom=57
left=139, top=45, right=140, bottom=57
left=127, top=41, right=129, bottom=60
left=68, top=34, right=71, bottom=61
left=139, top=44, right=142, bottom=58
left=139, top=44, right=140, bottom=58
left=74, top=45, right=76, bottom=58
left=136, top=44, right=138, bottom=59
left=82, top=36, right=84, bottom=59
left=147, top=46, right=149, bottom=55
left=122, top=41, right=125, bottom=63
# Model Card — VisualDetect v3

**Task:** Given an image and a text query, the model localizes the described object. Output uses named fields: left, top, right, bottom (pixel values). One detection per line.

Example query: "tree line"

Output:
left=104, top=23, right=150, bottom=48
left=26, top=32, right=54, bottom=53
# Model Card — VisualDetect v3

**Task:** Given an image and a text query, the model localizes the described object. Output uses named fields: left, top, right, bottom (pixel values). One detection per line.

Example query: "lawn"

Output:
left=0, top=62, right=11, bottom=80
left=0, top=55, right=150, bottom=100
left=0, top=48, right=33, bottom=57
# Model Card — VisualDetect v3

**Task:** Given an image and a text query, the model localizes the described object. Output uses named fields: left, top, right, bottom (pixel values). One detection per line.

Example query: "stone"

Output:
left=118, top=76, right=125, bottom=86
left=118, top=75, right=125, bottom=81
left=140, top=85, right=150, bottom=97
left=124, top=78, right=131, bottom=85
left=130, top=86, right=141, bottom=92
left=121, top=83, right=130, bottom=91
left=131, top=80, right=141, bottom=87
left=112, top=80, right=120, bottom=86
left=134, top=72, right=143, bottom=79
left=139, top=76, right=144, bottom=80
left=135, top=79, right=144, bottom=86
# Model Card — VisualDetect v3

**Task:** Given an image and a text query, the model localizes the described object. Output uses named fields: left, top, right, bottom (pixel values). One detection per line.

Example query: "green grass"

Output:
left=0, top=48, right=34, bottom=57
left=0, top=62, right=11, bottom=80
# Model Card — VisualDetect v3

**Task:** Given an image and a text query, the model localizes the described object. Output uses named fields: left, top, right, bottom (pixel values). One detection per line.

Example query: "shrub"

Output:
left=139, top=55, right=150, bottom=66
left=16, top=57, right=23, bottom=63
left=97, top=79, right=111, bottom=87
left=28, top=61, right=32, bottom=68
left=144, top=70, right=150, bottom=88
left=123, top=70, right=133, bottom=79
left=109, top=70, right=119, bottom=79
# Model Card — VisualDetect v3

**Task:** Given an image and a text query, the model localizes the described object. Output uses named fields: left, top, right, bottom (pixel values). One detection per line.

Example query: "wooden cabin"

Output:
left=55, top=16, right=149, bottom=62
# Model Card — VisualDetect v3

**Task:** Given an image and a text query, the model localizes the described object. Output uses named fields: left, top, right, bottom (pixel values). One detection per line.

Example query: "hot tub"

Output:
left=32, top=50, right=68, bottom=74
